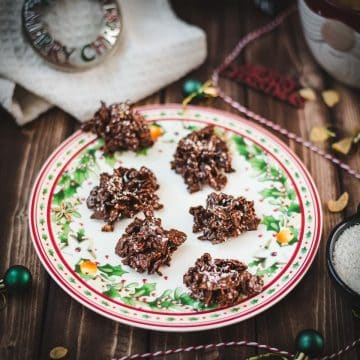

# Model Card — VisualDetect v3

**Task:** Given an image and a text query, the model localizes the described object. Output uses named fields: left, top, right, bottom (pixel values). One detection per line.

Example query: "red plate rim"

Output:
left=28, top=104, right=323, bottom=331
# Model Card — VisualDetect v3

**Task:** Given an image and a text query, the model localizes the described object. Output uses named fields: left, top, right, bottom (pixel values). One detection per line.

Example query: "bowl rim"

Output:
left=326, top=204, right=360, bottom=299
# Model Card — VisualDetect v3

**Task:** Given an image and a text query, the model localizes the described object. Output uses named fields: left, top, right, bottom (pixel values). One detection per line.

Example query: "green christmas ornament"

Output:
left=182, top=79, right=203, bottom=98
left=294, top=329, right=324, bottom=359
left=3, top=265, right=32, bottom=294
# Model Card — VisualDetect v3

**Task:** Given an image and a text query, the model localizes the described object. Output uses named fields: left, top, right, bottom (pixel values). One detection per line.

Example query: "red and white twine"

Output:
left=211, top=5, right=360, bottom=181
left=116, top=341, right=291, bottom=360
left=117, top=6, right=360, bottom=360
left=115, top=336, right=360, bottom=360
left=218, top=90, right=360, bottom=179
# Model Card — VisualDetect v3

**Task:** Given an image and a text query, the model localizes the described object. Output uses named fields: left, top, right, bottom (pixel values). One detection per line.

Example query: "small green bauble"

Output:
left=295, top=329, right=324, bottom=357
left=4, top=265, right=32, bottom=294
left=182, top=79, right=203, bottom=98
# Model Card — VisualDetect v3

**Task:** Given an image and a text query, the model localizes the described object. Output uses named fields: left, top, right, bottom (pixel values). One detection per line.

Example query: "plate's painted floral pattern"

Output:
left=30, top=105, right=322, bottom=331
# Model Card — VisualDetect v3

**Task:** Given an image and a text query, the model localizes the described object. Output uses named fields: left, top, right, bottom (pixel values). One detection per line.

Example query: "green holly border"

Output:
left=33, top=106, right=321, bottom=329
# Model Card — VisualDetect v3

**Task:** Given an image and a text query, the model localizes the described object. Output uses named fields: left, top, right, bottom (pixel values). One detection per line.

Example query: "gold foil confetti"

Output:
left=310, top=126, right=335, bottom=142
left=299, top=88, right=317, bottom=101
left=322, top=90, right=340, bottom=107
left=332, top=137, right=353, bottom=155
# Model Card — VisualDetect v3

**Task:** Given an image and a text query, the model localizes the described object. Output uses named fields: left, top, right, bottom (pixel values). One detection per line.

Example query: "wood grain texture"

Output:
left=0, top=1, right=359, bottom=359
left=0, top=110, right=75, bottom=359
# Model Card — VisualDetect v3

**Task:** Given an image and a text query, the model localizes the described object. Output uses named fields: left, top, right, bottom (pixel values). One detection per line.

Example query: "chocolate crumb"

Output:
left=87, top=166, right=162, bottom=231
left=190, top=192, right=260, bottom=244
left=116, top=210, right=186, bottom=275
left=171, top=125, right=234, bottom=193
left=82, top=101, right=153, bottom=154
left=183, top=253, right=263, bottom=307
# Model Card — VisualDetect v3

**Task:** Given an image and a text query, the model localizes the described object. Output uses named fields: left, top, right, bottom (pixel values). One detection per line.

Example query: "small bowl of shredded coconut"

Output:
left=327, top=204, right=360, bottom=305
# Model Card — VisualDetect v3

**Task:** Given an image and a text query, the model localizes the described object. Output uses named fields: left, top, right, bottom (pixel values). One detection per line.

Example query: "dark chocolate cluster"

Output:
left=116, top=211, right=186, bottom=275
left=87, top=166, right=162, bottom=231
left=82, top=101, right=153, bottom=154
left=183, top=253, right=263, bottom=307
left=171, top=126, right=234, bottom=193
left=190, top=192, right=260, bottom=244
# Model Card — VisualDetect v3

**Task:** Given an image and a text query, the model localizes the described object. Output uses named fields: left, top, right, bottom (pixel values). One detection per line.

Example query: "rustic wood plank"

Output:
left=242, top=9, right=360, bottom=359
left=38, top=281, right=149, bottom=360
left=332, top=81, right=360, bottom=360
left=0, top=108, right=74, bottom=360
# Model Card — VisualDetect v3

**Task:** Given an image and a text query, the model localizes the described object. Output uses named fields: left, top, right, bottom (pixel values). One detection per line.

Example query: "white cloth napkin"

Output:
left=0, top=0, right=206, bottom=125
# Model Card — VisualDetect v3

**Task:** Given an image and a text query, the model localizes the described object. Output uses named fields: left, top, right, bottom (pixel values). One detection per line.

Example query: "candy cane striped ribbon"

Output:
left=115, top=336, right=360, bottom=360
left=116, top=340, right=291, bottom=360
left=212, top=6, right=297, bottom=82
left=218, top=90, right=360, bottom=180
left=211, top=5, right=360, bottom=181
left=318, top=338, right=360, bottom=360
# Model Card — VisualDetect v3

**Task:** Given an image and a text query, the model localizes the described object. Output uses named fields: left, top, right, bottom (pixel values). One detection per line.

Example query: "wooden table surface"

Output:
left=0, top=1, right=359, bottom=359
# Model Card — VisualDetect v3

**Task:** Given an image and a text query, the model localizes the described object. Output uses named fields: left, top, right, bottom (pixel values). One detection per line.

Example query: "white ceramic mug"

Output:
left=298, top=0, right=360, bottom=88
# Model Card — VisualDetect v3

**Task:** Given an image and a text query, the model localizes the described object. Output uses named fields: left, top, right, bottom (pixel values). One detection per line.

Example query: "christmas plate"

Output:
left=29, top=104, right=322, bottom=331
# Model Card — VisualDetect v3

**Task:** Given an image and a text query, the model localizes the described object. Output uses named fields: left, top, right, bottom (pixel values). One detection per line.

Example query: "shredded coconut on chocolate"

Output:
left=115, top=210, right=186, bottom=275
left=171, top=125, right=234, bottom=193
left=81, top=101, right=153, bottom=154
left=183, top=253, right=263, bottom=307
left=87, top=166, right=162, bottom=231
left=190, top=192, right=260, bottom=244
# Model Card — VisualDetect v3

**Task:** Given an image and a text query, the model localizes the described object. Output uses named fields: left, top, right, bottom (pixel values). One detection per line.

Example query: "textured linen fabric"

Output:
left=0, top=0, right=207, bottom=125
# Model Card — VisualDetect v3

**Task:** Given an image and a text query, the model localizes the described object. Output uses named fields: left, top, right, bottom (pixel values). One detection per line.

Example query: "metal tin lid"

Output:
left=22, top=0, right=122, bottom=72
